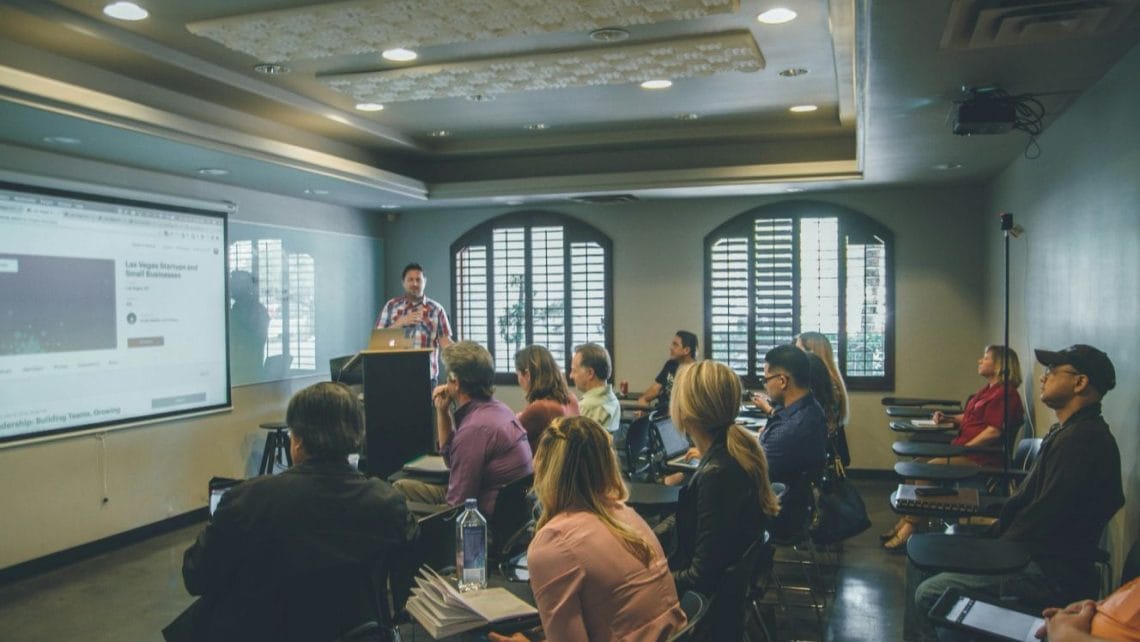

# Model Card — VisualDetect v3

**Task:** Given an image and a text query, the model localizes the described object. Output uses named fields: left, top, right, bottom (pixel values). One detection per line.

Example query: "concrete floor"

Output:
left=0, top=478, right=907, bottom=641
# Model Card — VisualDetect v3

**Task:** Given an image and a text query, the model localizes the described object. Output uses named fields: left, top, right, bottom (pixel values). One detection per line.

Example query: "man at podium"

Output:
left=375, top=262, right=452, bottom=385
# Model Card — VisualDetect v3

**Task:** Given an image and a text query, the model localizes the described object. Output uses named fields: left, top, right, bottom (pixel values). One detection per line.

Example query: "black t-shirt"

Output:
left=654, top=359, right=680, bottom=410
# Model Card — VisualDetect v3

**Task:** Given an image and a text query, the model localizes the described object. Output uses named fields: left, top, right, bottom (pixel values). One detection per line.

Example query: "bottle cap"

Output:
left=465, top=498, right=478, bottom=509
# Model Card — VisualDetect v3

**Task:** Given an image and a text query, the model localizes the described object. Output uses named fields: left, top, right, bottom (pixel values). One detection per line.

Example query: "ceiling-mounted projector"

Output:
left=952, top=89, right=1016, bottom=136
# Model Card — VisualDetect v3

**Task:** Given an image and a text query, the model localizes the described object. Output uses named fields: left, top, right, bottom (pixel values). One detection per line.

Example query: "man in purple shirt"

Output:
left=394, top=341, right=532, bottom=517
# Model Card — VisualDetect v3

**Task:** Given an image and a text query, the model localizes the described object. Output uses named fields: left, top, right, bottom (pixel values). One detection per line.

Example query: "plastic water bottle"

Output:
left=456, top=498, right=488, bottom=592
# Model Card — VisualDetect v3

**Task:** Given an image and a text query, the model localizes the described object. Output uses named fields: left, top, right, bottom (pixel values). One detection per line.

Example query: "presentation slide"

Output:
left=0, top=181, right=230, bottom=444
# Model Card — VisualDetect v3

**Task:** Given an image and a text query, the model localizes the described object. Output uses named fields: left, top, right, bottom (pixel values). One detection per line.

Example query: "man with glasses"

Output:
left=757, top=344, right=829, bottom=485
left=914, top=344, right=1123, bottom=639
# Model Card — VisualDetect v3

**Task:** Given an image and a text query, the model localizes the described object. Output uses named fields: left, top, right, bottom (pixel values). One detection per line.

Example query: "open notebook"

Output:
left=405, top=566, right=537, bottom=638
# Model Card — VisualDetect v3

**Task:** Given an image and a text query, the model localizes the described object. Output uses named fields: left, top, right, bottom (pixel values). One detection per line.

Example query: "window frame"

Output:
left=703, top=201, right=895, bottom=390
left=450, top=211, right=614, bottom=384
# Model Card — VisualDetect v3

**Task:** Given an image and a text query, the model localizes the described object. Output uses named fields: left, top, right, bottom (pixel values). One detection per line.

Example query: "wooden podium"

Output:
left=361, top=348, right=434, bottom=478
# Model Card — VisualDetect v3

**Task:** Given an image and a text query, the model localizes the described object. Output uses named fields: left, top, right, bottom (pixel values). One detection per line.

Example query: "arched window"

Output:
left=705, top=201, right=894, bottom=389
left=452, top=211, right=613, bottom=381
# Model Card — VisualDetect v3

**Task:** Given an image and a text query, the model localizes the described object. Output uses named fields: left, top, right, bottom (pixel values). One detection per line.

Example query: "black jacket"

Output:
left=668, top=434, right=767, bottom=640
left=998, top=403, right=1124, bottom=602
left=165, top=459, right=416, bottom=642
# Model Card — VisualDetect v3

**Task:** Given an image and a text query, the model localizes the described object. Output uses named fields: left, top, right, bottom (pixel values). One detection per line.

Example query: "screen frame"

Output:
left=0, top=172, right=235, bottom=448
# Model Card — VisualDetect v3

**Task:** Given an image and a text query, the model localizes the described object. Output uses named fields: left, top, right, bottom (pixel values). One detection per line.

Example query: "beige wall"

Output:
left=982, top=43, right=1140, bottom=571
left=0, top=147, right=384, bottom=570
left=383, top=186, right=993, bottom=471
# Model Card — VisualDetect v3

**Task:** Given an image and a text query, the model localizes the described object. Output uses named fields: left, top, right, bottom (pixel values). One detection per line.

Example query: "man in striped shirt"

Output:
left=375, top=262, right=453, bottom=384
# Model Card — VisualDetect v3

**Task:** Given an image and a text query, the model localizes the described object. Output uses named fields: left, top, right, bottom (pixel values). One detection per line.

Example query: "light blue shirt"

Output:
left=579, top=384, right=621, bottom=434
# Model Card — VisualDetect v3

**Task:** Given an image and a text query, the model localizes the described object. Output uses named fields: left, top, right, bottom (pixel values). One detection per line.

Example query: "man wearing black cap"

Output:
left=914, top=344, right=1123, bottom=637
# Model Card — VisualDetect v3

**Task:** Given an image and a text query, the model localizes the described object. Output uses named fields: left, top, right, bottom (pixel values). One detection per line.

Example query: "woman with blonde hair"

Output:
left=797, top=332, right=850, bottom=432
left=881, top=344, right=1026, bottom=550
left=491, top=416, right=684, bottom=642
left=514, top=345, right=579, bottom=453
left=665, top=360, right=781, bottom=640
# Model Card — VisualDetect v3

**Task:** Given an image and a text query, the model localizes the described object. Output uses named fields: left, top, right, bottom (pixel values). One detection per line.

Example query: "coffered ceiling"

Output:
left=0, top=0, right=1136, bottom=209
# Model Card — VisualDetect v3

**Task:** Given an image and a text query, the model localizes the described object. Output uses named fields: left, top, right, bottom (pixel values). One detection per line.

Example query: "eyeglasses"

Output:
left=1042, top=366, right=1081, bottom=379
left=760, top=372, right=786, bottom=385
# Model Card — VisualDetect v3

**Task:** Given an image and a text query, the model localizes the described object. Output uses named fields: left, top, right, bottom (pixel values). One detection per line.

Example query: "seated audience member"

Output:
left=915, top=344, right=1123, bottom=639
left=635, top=330, right=698, bottom=414
left=797, top=331, right=850, bottom=438
left=757, top=344, right=829, bottom=484
left=490, top=416, right=686, bottom=642
left=883, top=344, right=1026, bottom=550
left=164, top=382, right=415, bottom=642
left=804, top=351, right=840, bottom=440
left=514, top=345, right=579, bottom=453
left=394, top=341, right=532, bottom=517
left=662, top=360, right=781, bottom=641
left=1035, top=577, right=1140, bottom=642
left=571, top=342, right=621, bottom=434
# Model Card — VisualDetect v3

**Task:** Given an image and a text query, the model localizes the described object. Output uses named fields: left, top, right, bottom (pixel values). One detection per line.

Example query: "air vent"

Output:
left=941, top=0, right=1138, bottom=49
left=569, top=194, right=640, bottom=204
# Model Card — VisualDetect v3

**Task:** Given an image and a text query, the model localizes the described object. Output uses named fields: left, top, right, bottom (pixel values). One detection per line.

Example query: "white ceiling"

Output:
left=0, top=0, right=1136, bottom=210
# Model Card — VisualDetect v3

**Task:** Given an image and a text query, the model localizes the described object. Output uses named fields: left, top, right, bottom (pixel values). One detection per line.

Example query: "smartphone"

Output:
left=928, top=588, right=1044, bottom=642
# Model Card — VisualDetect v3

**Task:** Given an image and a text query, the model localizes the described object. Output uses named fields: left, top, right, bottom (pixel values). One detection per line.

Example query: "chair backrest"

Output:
left=696, top=533, right=774, bottom=640
left=280, top=561, right=396, bottom=642
left=414, top=504, right=464, bottom=572
left=666, top=591, right=710, bottom=642
left=1013, top=437, right=1044, bottom=471
left=489, top=473, right=535, bottom=560
left=769, top=464, right=823, bottom=543
left=624, top=414, right=652, bottom=479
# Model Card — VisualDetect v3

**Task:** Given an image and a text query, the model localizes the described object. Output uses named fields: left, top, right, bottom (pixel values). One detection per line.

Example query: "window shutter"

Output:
left=709, top=237, right=750, bottom=373
left=845, top=234, right=888, bottom=377
left=753, top=218, right=794, bottom=372
left=530, top=226, right=566, bottom=365
left=287, top=252, right=315, bottom=370
left=456, top=244, right=489, bottom=347
left=569, top=241, right=606, bottom=347
left=798, top=217, right=840, bottom=349
left=492, top=228, right=527, bottom=372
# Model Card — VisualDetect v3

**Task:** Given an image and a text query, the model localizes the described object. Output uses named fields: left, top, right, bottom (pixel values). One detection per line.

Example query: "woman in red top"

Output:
left=515, top=345, right=580, bottom=454
left=882, top=345, right=1025, bottom=550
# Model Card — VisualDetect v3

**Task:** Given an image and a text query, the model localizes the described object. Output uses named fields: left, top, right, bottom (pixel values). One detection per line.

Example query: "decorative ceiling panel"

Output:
left=187, top=0, right=739, bottom=63
left=321, top=31, right=763, bottom=103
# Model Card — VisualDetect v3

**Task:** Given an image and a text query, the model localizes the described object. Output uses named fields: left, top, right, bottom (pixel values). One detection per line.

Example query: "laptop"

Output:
left=208, top=477, right=241, bottom=515
left=367, top=327, right=417, bottom=351
left=652, top=416, right=698, bottom=470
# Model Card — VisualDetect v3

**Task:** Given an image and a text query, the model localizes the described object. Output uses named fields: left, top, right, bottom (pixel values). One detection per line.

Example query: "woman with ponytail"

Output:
left=665, top=360, right=781, bottom=640
left=492, top=415, right=684, bottom=642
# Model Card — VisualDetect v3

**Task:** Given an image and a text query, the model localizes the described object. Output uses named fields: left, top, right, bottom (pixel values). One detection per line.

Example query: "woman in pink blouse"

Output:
left=490, top=416, right=685, bottom=642
left=514, top=345, right=579, bottom=453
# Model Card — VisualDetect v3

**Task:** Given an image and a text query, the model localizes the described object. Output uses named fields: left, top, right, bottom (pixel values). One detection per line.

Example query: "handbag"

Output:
left=809, top=456, right=871, bottom=545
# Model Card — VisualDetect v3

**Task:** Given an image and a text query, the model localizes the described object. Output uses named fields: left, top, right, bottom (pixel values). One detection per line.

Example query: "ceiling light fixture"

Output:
left=676, top=113, right=700, bottom=121
left=382, top=48, right=418, bottom=62
left=785, top=187, right=805, bottom=193
left=355, top=102, right=384, bottom=111
left=303, top=188, right=330, bottom=195
left=42, top=136, right=82, bottom=145
left=103, top=2, right=148, bottom=21
left=590, top=28, right=630, bottom=42
left=428, top=129, right=450, bottom=138
left=932, top=162, right=964, bottom=171
left=778, top=67, right=809, bottom=77
left=758, top=8, right=797, bottom=24
left=640, top=79, right=673, bottom=90
left=380, top=204, right=399, bottom=209
left=196, top=168, right=229, bottom=176
left=525, top=123, right=548, bottom=131
left=505, top=200, right=524, bottom=206
left=253, top=63, right=290, bottom=75
left=789, top=104, right=818, bottom=113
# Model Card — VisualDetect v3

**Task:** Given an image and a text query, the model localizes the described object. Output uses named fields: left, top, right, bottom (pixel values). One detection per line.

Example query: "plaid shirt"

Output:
left=375, top=295, right=452, bottom=379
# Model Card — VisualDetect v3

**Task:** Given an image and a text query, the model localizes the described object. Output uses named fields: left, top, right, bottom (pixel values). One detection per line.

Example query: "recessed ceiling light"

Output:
left=380, top=204, right=399, bottom=209
left=640, top=79, right=673, bottom=90
left=382, top=48, right=418, bottom=62
left=428, top=130, right=450, bottom=138
left=590, top=28, right=630, bottom=42
left=103, top=2, right=148, bottom=21
left=785, top=187, right=805, bottom=193
left=779, top=67, right=809, bottom=77
left=525, top=123, right=548, bottom=131
left=355, top=102, right=384, bottom=112
left=789, top=104, right=818, bottom=113
left=303, top=189, right=330, bottom=195
left=505, top=200, right=524, bottom=206
left=253, top=63, right=290, bottom=75
left=758, top=8, right=797, bottom=24
left=932, top=162, right=964, bottom=171
left=676, top=113, right=700, bottom=121
left=42, top=136, right=82, bottom=145
left=196, top=168, right=229, bottom=176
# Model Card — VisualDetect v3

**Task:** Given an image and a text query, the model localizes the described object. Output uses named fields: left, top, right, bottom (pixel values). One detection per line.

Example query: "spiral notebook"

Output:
left=895, top=484, right=980, bottom=514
